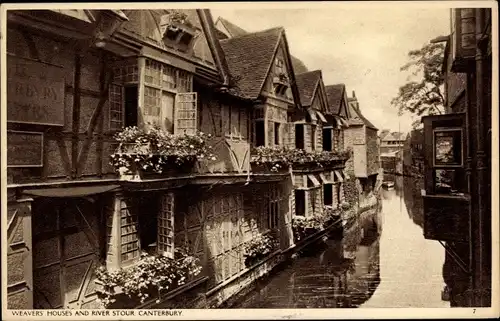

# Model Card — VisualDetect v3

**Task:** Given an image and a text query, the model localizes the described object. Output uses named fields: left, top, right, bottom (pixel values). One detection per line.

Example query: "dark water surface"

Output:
left=231, top=176, right=449, bottom=308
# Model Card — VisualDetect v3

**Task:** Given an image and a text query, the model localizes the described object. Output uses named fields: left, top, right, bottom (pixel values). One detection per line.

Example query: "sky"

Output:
left=211, top=5, right=450, bottom=134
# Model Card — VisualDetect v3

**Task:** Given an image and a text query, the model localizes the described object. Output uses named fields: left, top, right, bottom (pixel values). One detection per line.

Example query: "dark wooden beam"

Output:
left=71, top=52, right=82, bottom=179
left=76, top=52, right=113, bottom=172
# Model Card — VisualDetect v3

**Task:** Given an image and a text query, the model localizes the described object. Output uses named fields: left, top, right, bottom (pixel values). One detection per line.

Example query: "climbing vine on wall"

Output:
left=343, top=178, right=359, bottom=207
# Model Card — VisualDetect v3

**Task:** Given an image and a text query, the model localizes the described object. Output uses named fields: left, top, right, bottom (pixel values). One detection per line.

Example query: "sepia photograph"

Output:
left=1, top=1, right=498, bottom=319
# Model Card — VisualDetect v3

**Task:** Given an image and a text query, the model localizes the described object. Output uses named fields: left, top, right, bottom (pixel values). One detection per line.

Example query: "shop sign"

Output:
left=7, top=55, right=65, bottom=126
left=7, top=131, right=44, bottom=167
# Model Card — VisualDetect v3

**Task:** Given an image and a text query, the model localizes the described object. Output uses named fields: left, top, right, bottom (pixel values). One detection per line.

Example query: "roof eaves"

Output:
left=254, top=27, right=285, bottom=99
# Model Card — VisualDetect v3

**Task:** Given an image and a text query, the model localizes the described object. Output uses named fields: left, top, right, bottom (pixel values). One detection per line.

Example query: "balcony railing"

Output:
left=110, top=126, right=215, bottom=180
left=250, top=146, right=352, bottom=173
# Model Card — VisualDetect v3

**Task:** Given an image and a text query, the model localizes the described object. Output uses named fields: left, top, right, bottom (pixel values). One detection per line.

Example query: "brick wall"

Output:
left=344, top=125, right=365, bottom=177
left=366, top=128, right=380, bottom=176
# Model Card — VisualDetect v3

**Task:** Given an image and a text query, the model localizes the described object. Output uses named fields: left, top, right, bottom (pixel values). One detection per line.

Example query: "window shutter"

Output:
left=283, top=123, right=289, bottom=147
left=158, top=192, right=175, bottom=259
left=304, top=125, right=311, bottom=152
left=317, top=124, right=323, bottom=151
left=109, top=83, right=124, bottom=131
left=174, top=92, right=197, bottom=135
left=267, top=120, right=274, bottom=147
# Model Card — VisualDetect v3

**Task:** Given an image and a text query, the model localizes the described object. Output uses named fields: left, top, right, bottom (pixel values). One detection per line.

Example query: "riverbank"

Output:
left=230, top=177, right=448, bottom=308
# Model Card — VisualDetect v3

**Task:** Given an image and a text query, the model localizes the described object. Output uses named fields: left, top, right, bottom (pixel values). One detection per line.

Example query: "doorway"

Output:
left=32, top=198, right=103, bottom=309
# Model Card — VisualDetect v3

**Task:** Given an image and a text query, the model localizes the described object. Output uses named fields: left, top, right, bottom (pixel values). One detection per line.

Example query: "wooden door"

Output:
left=204, top=191, right=244, bottom=287
left=33, top=198, right=101, bottom=309
left=175, top=189, right=206, bottom=281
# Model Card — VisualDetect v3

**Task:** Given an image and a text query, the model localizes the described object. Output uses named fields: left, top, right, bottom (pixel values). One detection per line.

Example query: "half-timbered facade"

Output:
left=294, top=71, right=350, bottom=217
left=5, top=8, right=305, bottom=310
left=6, top=9, right=356, bottom=310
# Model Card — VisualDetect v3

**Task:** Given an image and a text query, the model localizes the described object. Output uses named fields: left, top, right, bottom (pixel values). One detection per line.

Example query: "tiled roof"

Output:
left=347, top=100, right=378, bottom=130
left=325, top=84, right=345, bottom=115
left=215, top=28, right=229, bottom=40
left=379, top=129, right=391, bottom=140
left=356, top=107, right=378, bottom=130
left=295, top=70, right=321, bottom=106
left=220, top=27, right=283, bottom=99
left=291, top=56, right=309, bottom=74
left=382, top=132, right=406, bottom=142
left=217, top=17, right=248, bottom=37
left=216, top=17, right=309, bottom=74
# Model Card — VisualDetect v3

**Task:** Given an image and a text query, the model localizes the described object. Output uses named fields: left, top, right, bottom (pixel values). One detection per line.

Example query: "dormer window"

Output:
left=273, top=72, right=289, bottom=95
left=160, top=11, right=196, bottom=51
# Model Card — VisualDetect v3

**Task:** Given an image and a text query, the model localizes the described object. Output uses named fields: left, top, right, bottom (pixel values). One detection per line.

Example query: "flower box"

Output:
left=243, top=233, right=277, bottom=268
left=95, top=250, right=202, bottom=309
left=111, top=127, right=214, bottom=178
left=250, top=161, right=289, bottom=174
left=117, top=156, right=196, bottom=181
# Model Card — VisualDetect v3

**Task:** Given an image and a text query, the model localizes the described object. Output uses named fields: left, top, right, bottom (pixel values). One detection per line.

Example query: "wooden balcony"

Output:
left=422, top=193, right=470, bottom=242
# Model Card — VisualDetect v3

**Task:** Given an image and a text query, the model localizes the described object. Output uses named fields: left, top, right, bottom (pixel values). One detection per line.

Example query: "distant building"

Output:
left=380, top=150, right=403, bottom=176
left=379, top=130, right=405, bottom=154
left=341, top=89, right=380, bottom=202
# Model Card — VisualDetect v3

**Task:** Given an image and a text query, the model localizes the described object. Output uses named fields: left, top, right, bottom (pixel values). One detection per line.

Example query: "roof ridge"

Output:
left=220, top=26, right=284, bottom=42
left=325, top=83, right=346, bottom=88
left=217, top=16, right=248, bottom=34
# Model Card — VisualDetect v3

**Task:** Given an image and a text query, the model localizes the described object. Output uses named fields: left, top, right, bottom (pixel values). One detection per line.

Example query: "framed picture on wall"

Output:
left=433, top=128, right=463, bottom=167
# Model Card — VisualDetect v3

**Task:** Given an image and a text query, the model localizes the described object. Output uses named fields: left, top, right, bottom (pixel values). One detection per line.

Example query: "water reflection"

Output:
left=232, top=175, right=448, bottom=308
left=231, top=210, right=381, bottom=308
left=403, top=176, right=425, bottom=228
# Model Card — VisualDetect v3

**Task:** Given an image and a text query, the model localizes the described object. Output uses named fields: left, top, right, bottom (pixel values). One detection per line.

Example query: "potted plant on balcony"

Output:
left=250, top=146, right=293, bottom=173
left=95, top=248, right=202, bottom=308
left=292, top=214, right=329, bottom=242
left=110, top=126, right=215, bottom=180
left=243, top=233, right=277, bottom=268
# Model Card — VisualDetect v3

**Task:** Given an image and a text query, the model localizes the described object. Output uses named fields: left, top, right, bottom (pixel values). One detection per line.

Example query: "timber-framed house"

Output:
left=293, top=71, right=351, bottom=217
left=5, top=9, right=351, bottom=310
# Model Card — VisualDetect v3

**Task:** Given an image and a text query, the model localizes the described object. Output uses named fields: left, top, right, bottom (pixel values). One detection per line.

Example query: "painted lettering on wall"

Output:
left=7, top=131, right=44, bottom=167
left=7, top=55, right=65, bottom=126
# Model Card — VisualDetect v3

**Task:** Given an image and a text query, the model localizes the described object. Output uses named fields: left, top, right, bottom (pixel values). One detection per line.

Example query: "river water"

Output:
left=231, top=175, right=450, bottom=308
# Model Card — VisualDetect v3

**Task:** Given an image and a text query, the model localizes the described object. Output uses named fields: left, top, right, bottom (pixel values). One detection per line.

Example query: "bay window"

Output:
left=108, top=57, right=196, bottom=135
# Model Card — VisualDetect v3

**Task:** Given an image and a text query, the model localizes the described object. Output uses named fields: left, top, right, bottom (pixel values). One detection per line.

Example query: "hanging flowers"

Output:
left=243, top=233, right=278, bottom=267
left=95, top=248, right=202, bottom=308
left=250, top=146, right=351, bottom=172
left=110, top=126, right=216, bottom=174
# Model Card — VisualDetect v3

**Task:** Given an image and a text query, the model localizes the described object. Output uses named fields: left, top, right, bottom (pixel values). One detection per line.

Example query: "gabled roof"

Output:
left=348, top=103, right=378, bottom=130
left=296, top=70, right=322, bottom=106
left=216, top=17, right=248, bottom=38
left=382, top=131, right=406, bottom=142
left=220, top=27, right=283, bottom=99
left=291, top=56, right=309, bottom=74
left=325, top=84, right=346, bottom=115
left=215, top=17, right=309, bottom=74
left=379, top=129, right=391, bottom=139
left=391, top=132, right=406, bottom=140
